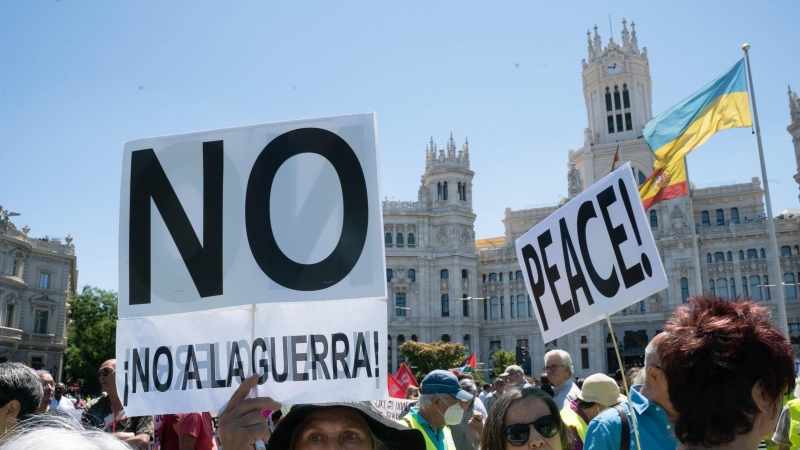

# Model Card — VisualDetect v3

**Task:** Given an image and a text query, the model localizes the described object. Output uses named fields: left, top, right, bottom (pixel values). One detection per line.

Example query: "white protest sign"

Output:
left=515, top=163, right=668, bottom=343
left=370, top=399, right=417, bottom=421
left=116, top=113, right=388, bottom=415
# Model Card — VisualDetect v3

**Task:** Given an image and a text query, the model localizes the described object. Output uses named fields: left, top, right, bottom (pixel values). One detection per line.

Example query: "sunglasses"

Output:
left=504, top=415, right=559, bottom=445
left=98, top=368, right=113, bottom=377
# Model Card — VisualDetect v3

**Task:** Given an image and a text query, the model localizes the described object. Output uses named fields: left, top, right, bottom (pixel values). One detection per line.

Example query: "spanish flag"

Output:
left=639, top=156, right=688, bottom=210
left=645, top=59, right=752, bottom=169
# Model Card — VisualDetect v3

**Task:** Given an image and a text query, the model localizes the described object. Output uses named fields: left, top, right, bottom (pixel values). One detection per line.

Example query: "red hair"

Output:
left=660, top=296, right=795, bottom=446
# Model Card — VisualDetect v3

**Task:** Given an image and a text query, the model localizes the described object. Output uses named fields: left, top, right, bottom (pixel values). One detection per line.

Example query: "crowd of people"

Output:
left=0, top=296, right=798, bottom=449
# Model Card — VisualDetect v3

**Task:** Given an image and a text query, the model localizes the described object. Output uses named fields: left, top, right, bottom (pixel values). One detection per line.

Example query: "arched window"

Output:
left=714, top=252, right=724, bottom=262
left=510, top=296, right=515, bottom=318
left=614, top=86, right=621, bottom=110
left=639, top=300, right=646, bottom=313
left=716, top=209, right=725, bottom=225
left=483, top=274, right=486, bottom=283
left=463, top=335, right=471, bottom=353
left=441, top=335, right=451, bottom=343
left=462, top=184, right=467, bottom=202
left=638, top=170, right=646, bottom=185
left=457, top=182, right=462, bottom=201
left=706, top=253, right=712, bottom=263
left=396, top=233, right=404, bottom=245
left=462, top=295, right=469, bottom=317
left=726, top=252, right=732, bottom=261
left=742, top=277, right=748, bottom=297
left=731, top=208, right=740, bottom=223
left=516, top=270, right=523, bottom=280
left=499, top=272, right=504, bottom=281
left=681, top=278, right=690, bottom=302
left=739, top=250, right=745, bottom=260
left=395, top=293, right=406, bottom=317
left=717, top=279, right=728, bottom=298
left=702, top=211, right=710, bottom=227
left=509, top=271, right=514, bottom=280
left=764, top=275, right=771, bottom=300
left=411, top=334, right=417, bottom=341
left=483, top=298, right=488, bottom=320
left=490, top=297, right=499, bottom=319
left=786, top=273, right=797, bottom=299
left=489, top=273, right=497, bottom=282
left=386, top=269, right=393, bottom=282
left=605, top=87, right=613, bottom=112
left=750, top=276, right=762, bottom=300
left=462, top=269, right=468, bottom=279
left=623, top=84, right=631, bottom=108
left=709, top=280, right=715, bottom=296
left=607, top=115, right=615, bottom=134
left=500, top=297, right=505, bottom=319
left=647, top=210, right=657, bottom=228
left=517, top=295, right=527, bottom=317
left=441, top=269, right=449, bottom=279
left=441, top=294, right=450, bottom=317
left=385, top=233, right=392, bottom=245
left=760, top=248, right=766, bottom=259
left=408, top=269, right=416, bottom=283
left=528, top=295, right=533, bottom=317
left=730, top=278, right=736, bottom=298
left=781, top=246, right=792, bottom=257
left=443, top=182, right=448, bottom=200
left=407, top=233, right=415, bottom=246
left=747, top=249, right=757, bottom=259
left=437, top=182, right=443, bottom=201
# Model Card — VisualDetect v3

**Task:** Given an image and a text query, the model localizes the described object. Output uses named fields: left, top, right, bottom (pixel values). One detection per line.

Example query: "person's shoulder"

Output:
left=594, top=405, right=624, bottom=426
left=84, top=396, right=107, bottom=412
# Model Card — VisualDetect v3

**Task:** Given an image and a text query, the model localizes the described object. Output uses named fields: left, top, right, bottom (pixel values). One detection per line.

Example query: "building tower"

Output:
left=789, top=86, right=800, bottom=203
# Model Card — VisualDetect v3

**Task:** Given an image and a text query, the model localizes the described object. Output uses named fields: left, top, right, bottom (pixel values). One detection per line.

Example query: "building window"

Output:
left=509, top=271, right=514, bottom=281
left=441, top=334, right=451, bottom=343
left=408, top=269, right=416, bottom=283
left=38, top=273, right=50, bottom=289
left=411, top=334, right=417, bottom=341
left=702, top=211, right=710, bottom=227
left=385, top=233, right=392, bottom=245
left=441, top=269, right=449, bottom=279
left=706, top=253, right=712, bottom=263
left=764, top=275, right=771, bottom=300
left=484, top=299, right=488, bottom=320
left=4, top=303, right=14, bottom=328
left=443, top=182, right=448, bottom=200
left=639, top=300, right=646, bottom=313
left=727, top=252, right=732, bottom=261
left=716, top=209, right=725, bottom=225
left=500, top=297, right=505, bottom=319
left=761, top=249, right=766, bottom=259
left=709, top=280, right=715, bottom=296
left=614, top=86, right=622, bottom=110
left=395, top=293, right=406, bottom=317
left=714, top=252, right=724, bottom=262
left=397, top=335, right=405, bottom=366
left=462, top=295, right=469, bottom=317
left=528, top=296, right=533, bottom=317
left=739, top=250, right=745, bottom=260
left=490, top=297, right=499, bottom=319
left=489, top=273, right=497, bottom=282
left=605, top=87, right=613, bottom=112
left=407, top=233, right=415, bottom=246
left=786, top=273, right=797, bottom=299
left=499, top=272, right=504, bottom=282
left=730, top=278, right=736, bottom=298
left=747, top=249, right=758, bottom=259
left=623, top=84, right=631, bottom=107
left=782, top=246, right=792, bottom=257
left=516, top=270, right=523, bottom=280
left=650, top=211, right=658, bottom=228
left=717, top=279, right=728, bottom=298
left=616, top=114, right=623, bottom=132
left=437, top=182, right=443, bottom=201
left=750, top=276, right=762, bottom=300
left=34, top=310, right=48, bottom=334
left=742, top=277, right=748, bottom=297
left=514, top=295, right=524, bottom=317
left=581, top=348, right=590, bottom=369
left=386, top=269, right=393, bottom=282
left=625, top=113, right=633, bottom=131
left=463, top=335, right=471, bottom=353
left=681, top=278, right=690, bottom=303
left=483, top=274, right=486, bottom=283
left=442, top=295, right=450, bottom=317
left=731, top=208, right=740, bottom=223
left=462, top=269, right=468, bottom=279
left=607, top=115, right=615, bottom=134
left=396, top=233, right=403, bottom=245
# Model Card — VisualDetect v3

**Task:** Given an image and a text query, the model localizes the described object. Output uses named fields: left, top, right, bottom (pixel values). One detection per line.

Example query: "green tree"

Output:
left=65, top=286, right=118, bottom=393
left=398, top=341, right=468, bottom=378
left=491, top=349, right=517, bottom=378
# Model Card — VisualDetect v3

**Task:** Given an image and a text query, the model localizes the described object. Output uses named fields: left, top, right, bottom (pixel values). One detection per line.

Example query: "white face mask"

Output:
left=440, top=400, right=463, bottom=426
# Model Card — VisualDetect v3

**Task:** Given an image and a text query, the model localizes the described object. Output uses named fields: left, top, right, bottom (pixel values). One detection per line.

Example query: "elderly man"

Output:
left=34, top=370, right=55, bottom=414
left=398, top=369, right=473, bottom=450
left=583, top=334, right=678, bottom=450
left=50, top=382, right=75, bottom=411
left=482, top=374, right=507, bottom=411
left=502, top=364, right=533, bottom=388
left=82, top=359, right=153, bottom=450
left=544, top=349, right=581, bottom=409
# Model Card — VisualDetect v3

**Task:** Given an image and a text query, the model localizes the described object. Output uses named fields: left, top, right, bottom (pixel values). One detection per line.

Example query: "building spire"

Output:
left=630, top=21, right=639, bottom=54
left=621, top=18, right=630, bottom=51
left=593, top=25, right=602, bottom=55
left=587, top=29, right=595, bottom=60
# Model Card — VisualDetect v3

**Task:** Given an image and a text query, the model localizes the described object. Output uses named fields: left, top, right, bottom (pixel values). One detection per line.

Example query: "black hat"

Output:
left=268, top=402, right=426, bottom=450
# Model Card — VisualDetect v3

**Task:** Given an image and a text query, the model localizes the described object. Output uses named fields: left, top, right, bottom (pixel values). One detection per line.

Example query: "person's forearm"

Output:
left=181, top=434, right=198, bottom=450
left=124, top=434, right=150, bottom=450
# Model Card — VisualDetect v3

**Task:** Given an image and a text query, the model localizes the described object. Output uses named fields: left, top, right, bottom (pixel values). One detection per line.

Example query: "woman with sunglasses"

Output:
left=482, top=386, right=571, bottom=450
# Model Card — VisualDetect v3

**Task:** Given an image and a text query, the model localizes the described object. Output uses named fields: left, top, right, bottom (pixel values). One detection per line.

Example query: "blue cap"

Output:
left=420, top=370, right=473, bottom=402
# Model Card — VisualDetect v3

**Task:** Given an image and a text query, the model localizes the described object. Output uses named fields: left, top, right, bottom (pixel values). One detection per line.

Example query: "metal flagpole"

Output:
left=683, top=157, right=705, bottom=295
left=743, top=43, right=789, bottom=336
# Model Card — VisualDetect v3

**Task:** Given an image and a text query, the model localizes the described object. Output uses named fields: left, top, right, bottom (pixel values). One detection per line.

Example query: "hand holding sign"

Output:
left=218, top=374, right=281, bottom=450
left=515, top=164, right=668, bottom=343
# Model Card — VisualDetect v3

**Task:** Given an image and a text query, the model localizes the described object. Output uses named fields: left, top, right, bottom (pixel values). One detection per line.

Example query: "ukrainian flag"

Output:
left=645, top=58, right=752, bottom=168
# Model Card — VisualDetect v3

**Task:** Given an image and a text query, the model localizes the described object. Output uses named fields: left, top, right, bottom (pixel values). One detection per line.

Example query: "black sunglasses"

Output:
left=504, top=415, right=559, bottom=445
left=98, top=368, right=113, bottom=377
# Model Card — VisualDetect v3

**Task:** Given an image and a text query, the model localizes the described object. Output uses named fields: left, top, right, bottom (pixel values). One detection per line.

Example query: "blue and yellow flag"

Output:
left=645, top=59, right=752, bottom=168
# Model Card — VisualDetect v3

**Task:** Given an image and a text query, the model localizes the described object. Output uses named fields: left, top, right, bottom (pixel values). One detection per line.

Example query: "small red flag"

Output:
left=388, top=373, right=406, bottom=399
left=611, top=144, right=620, bottom=171
left=395, top=363, right=419, bottom=390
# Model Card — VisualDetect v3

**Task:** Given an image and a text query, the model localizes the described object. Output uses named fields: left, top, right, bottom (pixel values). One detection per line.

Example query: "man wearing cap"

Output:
left=398, top=369, right=473, bottom=450
left=560, top=374, right=625, bottom=450
left=502, top=364, right=533, bottom=389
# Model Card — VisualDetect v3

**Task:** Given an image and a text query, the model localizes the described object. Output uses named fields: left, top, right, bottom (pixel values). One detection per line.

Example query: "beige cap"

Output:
left=503, top=365, right=524, bottom=376
left=577, top=374, right=626, bottom=406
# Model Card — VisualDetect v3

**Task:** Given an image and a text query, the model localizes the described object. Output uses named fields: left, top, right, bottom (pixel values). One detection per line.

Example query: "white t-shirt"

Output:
left=50, top=395, right=76, bottom=411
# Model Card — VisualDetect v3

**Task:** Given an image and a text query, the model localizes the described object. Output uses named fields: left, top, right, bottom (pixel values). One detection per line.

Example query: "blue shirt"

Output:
left=584, top=385, right=678, bottom=450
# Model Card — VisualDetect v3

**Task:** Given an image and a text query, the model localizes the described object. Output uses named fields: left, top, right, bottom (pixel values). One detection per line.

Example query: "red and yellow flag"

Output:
left=639, top=156, right=688, bottom=210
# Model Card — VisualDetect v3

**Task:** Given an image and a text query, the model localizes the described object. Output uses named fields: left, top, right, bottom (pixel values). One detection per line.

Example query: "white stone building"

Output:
left=386, top=21, right=800, bottom=380
left=0, top=206, right=77, bottom=380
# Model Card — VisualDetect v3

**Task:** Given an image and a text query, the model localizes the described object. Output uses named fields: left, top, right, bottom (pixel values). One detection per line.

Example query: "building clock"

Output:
left=606, top=61, right=622, bottom=75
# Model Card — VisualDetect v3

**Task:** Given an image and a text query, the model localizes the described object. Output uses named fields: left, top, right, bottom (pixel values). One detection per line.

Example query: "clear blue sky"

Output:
left=2, top=1, right=798, bottom=292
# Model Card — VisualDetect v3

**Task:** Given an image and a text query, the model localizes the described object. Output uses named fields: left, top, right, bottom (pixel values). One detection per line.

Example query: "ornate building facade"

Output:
left=386, top=21, right=800, bottom=380
left=0, top=206, right=77, bottom=381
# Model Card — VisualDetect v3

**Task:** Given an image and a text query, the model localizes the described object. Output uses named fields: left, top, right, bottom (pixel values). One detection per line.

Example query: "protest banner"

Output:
left=370, top=399, right=416, bottom=421
left=117, top=113, right=388, bottom=416
left=395, top=363, right=418, bottom=390
left=387, top=373, right=405, bottom=399
left=515, top=163, right=668, bottom=343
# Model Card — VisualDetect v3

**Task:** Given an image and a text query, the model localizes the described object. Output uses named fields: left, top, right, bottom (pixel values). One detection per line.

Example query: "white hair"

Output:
left=644, top=335, right=663, bottom=370
left=544, top=349, right=573, bottom=375
left=459, top=378, right=476, bottom=395
left=5, top=412, right=130, bottom=450
left=417, top=392, right=453, bottom=410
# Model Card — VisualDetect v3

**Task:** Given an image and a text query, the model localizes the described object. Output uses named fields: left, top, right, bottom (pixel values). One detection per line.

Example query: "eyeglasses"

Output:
left=504, top=415, right=560, bottom=445
left=544, top=364, right=565, bottom=372
left=98, top=368, right=114, bottom=377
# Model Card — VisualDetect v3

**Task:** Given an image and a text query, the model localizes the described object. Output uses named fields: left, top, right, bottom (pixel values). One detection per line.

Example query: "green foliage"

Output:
left=491, top=349, right=517, bottom=378
left=397, top=340, right=468, bottom=378
left=64, top=286, right=118, bottom=393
